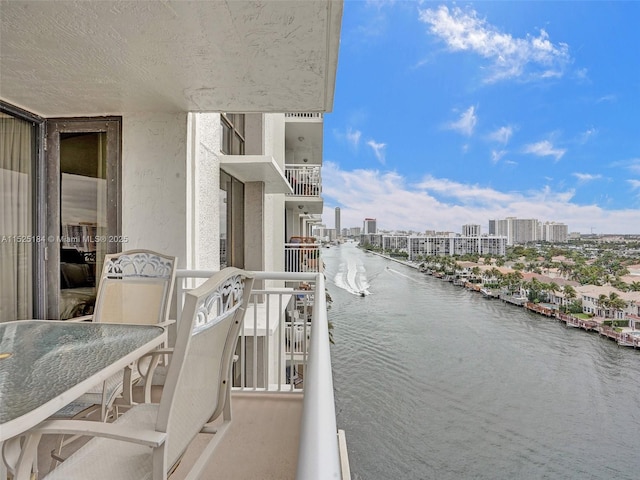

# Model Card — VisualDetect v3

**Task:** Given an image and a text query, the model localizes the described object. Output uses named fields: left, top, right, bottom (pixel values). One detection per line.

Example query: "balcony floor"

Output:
left=36, top=389, right=303, bottom=479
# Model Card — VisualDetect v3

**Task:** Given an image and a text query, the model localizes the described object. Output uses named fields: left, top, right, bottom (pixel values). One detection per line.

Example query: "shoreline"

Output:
left=359, top=247, right=640, bottom=350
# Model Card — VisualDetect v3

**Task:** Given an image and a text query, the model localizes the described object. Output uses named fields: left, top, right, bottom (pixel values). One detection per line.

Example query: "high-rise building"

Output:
left=363, top=218, right=377, bottom=234
left=542, top=222, right=569, bottom=243
left=335, top=207, right=341, bottom=238
left=490, top=217, right=540, bottom=245
left=462, top=224, right=481, bottom=237
left=407, top=234, right=507, bottom=260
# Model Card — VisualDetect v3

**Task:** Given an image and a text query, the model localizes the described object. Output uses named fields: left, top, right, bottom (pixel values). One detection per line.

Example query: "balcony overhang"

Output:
left=221, top=155, right=292, bottom=194
left=0, top=1, right=343, bottom=117
left=286, top=197, right=324, bottom=215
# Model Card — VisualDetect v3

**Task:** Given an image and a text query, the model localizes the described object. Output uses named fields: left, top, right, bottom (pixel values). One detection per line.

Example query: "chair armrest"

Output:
left=136, top=348, right=174, bottom=403
left=33, top=419, right=166, bottom=448
left=157, top=319, right=176, bottom=328
left=136, top=348, right=173, bottom=377
left=64, top=314, right=93, bottom=322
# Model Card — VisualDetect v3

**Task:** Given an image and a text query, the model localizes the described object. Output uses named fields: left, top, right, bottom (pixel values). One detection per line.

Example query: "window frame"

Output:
left=220, top=113, right=245, bottom=155
left=219, top=169, right=244, bottom=269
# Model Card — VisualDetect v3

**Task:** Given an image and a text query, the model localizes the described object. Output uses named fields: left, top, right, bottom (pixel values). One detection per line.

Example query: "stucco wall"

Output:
left=264, top=114, right=286, bottom=271
left=121, top=113, right=188, bottom=267
left=121, top=112, right=285, bottom=273
left=190, top=112, right=221, bottom=271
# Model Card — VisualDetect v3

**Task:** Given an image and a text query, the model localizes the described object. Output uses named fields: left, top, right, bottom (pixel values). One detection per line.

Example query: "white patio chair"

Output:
left=63, top=249, right=177, bottom=418
left=50, top=250, right=176, bottom=467
left=16, top=267, right=254, bottom=480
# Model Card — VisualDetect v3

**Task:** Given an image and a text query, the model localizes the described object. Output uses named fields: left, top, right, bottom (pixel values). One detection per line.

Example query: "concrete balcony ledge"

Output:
left=221, top=155, right=292, bottom=194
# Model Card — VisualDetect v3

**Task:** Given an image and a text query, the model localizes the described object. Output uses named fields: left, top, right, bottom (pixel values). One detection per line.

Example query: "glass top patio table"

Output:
left=0, top=320, right=165, bottom=442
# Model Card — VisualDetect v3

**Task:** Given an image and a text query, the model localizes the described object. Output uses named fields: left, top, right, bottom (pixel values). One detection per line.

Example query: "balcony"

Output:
left=31, top=271, right=348, bottom=480
left=285, top=165, right=323, bottom=216
left=285, top=165, right=322, bottom=197
left=285, top=242, right=323, bottom=274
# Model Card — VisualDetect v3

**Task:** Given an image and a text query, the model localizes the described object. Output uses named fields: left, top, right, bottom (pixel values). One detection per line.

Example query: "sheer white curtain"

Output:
left=0, top=115, right=33, bottom=322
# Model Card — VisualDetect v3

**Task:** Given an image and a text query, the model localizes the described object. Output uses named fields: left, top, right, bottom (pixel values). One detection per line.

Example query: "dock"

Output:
left=525, top=302, right=555, bottom=317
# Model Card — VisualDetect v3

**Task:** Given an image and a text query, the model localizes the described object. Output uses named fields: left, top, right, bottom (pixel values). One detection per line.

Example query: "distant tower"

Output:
left=363, top=218, right=377, bottom=234
left=462, top=224, right=481, bottom=237
left=335, top=207, right=341, bottom=238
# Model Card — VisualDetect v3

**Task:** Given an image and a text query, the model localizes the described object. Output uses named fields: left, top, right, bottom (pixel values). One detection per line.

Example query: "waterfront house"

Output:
left=576, top=285, right=640, bottom=322
left=1, top=1, right=347, bottom=478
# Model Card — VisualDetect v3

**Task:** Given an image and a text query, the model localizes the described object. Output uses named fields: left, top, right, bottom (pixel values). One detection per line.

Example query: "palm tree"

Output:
left=607, top=292, right=628, bottom=323
left=546, top=281, right=560, bottom=307
left=562, top=285, right=577, bottom=313
left=500, top=271, right=522, bottom=295
left=558, top=262, right=572, bottom=279
left=596, top=294, right=609, bottom=317
left=471, top=266, right=481, bottom=283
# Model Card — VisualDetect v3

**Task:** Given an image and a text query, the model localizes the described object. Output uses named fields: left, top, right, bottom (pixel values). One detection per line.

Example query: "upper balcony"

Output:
left=285, top=113, right=324, bottom=122
left=285, top=164, right=323, bottom=215
left=285, top=240, right=323, bottom=274
left=285, top=114, right=323, bottom=169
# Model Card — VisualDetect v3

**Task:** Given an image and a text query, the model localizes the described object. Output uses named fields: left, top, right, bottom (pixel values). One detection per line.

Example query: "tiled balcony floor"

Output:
left=36, top=388, right=303, bottom=479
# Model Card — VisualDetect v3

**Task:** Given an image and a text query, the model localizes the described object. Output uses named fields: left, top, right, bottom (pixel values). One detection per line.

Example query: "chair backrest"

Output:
left=154, top=267, right=254, bottom=473
left=93, top=250, right=177, bottom=325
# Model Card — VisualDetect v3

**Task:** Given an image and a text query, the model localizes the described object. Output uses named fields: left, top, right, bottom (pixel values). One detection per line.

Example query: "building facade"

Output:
left=407, top=235, right=507, bottom=260
left=462, top=224, right=481, bottom=237
left=363, top=218, right=377, bottom=234
left=0, top=1, right=341, bottom=320
left=382, top=235, right=409, bottom=251
left=542, top=222, right=569, bottom=243
left=489, top=217, right=569, bottom=246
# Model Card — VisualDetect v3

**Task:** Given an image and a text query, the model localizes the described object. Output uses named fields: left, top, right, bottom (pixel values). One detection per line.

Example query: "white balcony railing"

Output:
left=285, top=243, right=322, bottom=273
left=285, top=165, right=322, bottom=197
left=285, top=112, right=324, bottom=119
left=174, top=270, right=345, bottom=480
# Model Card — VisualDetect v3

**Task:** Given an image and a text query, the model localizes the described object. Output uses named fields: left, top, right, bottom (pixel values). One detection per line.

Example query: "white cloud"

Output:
left=610, top=158, right=640, bottom=175
left=488, top=126, right=513, bottom=144
left=419, top=5, right=571, bottom=82
left=491, top=150, right=506, bottom=164
left=575, top=68, right=589, bottom=81
left=523, top=140, right=566, bottom=161
left=573, top=172, right=602, bottom=184
left=367, top=139, right=387, bottom=164
left=629, top=179, right=640, bottom=190
left=321, top=162, right=640, bottom=234
left=579, top=127, right=597, bottom=144
left=596, top=94, right=617, bottom=103
left=447, top=106, right=477, bottom=136
left=346, top=128, right=362, bottom=147
left=627, top=159, right=640, bottom=175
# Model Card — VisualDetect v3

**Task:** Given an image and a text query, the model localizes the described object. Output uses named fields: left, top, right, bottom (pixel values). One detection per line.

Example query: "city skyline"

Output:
left=321, top=1, right=640, bottom=234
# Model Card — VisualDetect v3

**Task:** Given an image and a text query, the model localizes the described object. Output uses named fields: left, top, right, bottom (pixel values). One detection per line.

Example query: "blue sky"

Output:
left=321, top=1, right=640, bottom=235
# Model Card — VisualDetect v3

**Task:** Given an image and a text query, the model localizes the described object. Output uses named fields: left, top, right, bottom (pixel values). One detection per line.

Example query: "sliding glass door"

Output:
left=46, top=118, right=121, bottom=319
left=0, top=109, right=121, bottom=321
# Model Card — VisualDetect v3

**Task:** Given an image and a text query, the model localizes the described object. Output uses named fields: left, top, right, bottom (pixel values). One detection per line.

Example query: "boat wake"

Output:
left=386, top=267, right=422, bottom=283
left=334, top=256, right=371, bottom=296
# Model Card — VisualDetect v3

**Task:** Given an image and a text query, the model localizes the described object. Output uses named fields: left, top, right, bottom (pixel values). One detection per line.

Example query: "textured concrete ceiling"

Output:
left=0, top=0, right=342, bottom=117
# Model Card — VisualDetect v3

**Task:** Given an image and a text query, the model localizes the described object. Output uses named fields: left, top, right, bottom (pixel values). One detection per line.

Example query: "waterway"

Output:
left=325, top=242, right=640, bottom=480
